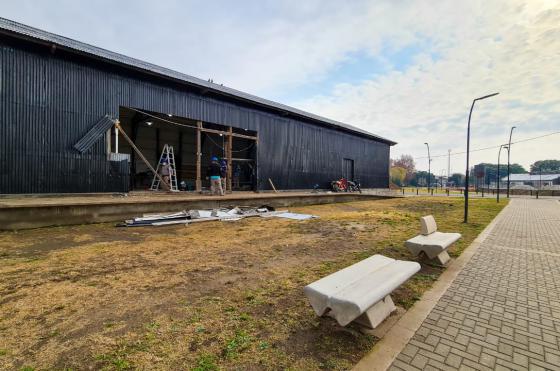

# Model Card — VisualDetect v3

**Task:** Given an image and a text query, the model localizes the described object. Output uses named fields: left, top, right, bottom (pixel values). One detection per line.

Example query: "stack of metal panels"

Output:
left=117, top=206, right=318, bottom=227
left=118, top=206, right=274, bottom=227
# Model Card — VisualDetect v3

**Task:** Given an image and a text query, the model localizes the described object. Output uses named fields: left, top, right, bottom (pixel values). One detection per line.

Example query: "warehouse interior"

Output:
left=114, top=107, right=258, bottom=191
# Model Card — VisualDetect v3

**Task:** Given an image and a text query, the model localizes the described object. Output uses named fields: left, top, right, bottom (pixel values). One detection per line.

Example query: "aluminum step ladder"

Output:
left=150, top=144, right=178, bottom=191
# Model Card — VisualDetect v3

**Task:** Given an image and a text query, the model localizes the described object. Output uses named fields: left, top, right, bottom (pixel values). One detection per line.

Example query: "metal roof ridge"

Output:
left=0, top=17, right=396, bottom=145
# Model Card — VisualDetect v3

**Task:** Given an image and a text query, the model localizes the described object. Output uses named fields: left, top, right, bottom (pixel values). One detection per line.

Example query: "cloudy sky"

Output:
left=2, top=0, right=559, bottom=173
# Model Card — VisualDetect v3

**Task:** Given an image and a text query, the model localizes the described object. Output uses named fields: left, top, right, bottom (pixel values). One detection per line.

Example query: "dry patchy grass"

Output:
left=0, top=197, right=505, bottom=370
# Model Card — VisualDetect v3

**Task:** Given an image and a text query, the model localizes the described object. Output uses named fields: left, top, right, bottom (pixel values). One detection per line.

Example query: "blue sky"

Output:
left=273, top=44, right=432, bottom=103
left=1, top=0, right=558, bottom=172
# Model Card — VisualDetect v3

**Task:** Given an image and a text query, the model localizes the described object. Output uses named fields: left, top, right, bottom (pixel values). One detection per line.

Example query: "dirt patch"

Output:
left=0, top=224, right=147, bottom=259
left=0, top=197, right=505, bottom=370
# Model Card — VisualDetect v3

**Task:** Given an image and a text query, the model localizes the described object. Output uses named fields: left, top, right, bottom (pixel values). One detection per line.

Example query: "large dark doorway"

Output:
left=113, top=107, right=257, bottom=192
left=343, top=158, right=354, bottom=181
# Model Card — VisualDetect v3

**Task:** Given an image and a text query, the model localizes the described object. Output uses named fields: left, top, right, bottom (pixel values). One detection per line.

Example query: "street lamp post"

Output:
left=424, top=142, right=431, bottom=193
left=497, top=144, right=508, bottom=203
left=447, top=149, right=451, bottom=180
left=464, top=92, right=499, bottom=222
left=507, top=126, right=516, bottom=198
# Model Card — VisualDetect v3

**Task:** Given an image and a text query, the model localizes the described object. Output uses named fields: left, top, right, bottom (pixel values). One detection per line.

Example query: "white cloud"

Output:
left=294, top=0, right=560, bottom=172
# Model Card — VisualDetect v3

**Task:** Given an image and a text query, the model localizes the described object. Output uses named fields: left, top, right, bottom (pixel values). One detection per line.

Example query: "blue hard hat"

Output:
left=211, top=156, right=218, bottom=161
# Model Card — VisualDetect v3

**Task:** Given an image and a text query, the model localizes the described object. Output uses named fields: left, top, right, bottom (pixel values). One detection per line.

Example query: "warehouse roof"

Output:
left=501, top=174, right=560, bottom=182
left=0, top=17, right=396, bottom=145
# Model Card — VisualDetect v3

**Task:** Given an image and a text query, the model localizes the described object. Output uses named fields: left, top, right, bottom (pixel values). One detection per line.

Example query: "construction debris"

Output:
left=117, top=206, right=319, bottom=227
left=270, top=212, right=318, bottom=220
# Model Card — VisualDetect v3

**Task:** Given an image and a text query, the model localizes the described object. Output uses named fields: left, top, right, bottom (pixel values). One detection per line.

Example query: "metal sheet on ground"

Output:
left=270, top=212, right=318, bottom=220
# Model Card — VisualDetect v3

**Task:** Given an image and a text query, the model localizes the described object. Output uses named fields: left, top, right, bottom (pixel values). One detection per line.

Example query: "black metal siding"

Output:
left=0, top=38, right=390, bottom=194
left=0, top=17, right=395, bottom=144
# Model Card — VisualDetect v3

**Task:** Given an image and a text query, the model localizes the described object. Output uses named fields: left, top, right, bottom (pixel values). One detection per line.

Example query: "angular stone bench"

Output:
left=303, top=255, right=420, bottom=329
left=405, top=215, right=461, bottom=265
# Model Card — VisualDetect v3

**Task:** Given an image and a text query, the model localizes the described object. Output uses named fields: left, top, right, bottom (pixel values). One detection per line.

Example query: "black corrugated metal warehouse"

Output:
left=0, top=18, right=396, bottom=194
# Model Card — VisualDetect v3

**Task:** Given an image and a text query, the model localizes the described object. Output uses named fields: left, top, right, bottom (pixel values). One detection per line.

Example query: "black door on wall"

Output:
left=343, top=158, right=354, bottom=181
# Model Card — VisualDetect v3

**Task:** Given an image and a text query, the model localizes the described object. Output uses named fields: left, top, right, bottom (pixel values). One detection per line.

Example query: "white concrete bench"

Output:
left=303, top=255, right=420, bottom=329
left=405, top=215, right=461, bottom=265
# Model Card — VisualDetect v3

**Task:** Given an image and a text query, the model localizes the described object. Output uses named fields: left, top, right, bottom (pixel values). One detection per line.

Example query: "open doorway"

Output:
left=112, top=107, right=258, bottom=192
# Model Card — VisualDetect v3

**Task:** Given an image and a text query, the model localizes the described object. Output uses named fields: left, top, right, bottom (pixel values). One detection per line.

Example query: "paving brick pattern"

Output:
left=391, top=199, right=560, bottom=370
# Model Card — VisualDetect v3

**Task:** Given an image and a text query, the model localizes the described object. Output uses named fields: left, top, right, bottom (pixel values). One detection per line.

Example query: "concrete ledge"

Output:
left=353, top=202, right=510, bottom=371
left=0, top=193, right=393, bottom=230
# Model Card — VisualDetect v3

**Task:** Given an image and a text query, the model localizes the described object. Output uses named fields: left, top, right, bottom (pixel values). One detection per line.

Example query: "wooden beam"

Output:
left=114, top=120, right=169, bottom=191
left=254, top=135, right=259, bottom=192
left=114, top=125, right=119, bottom=153
left=130, top=121, right=137, bottom=187
left=200, top=127, right=257, bottom=141
left=196, top=121, right=202, bottom=192
left=227, top=126, right=233, bottom=192
left=268, top=178, right=278, bottom=193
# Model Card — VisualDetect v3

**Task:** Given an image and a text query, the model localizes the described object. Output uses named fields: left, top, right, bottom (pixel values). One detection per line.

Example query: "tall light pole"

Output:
left=424, top=142, right=431, bottom=192
left=497, top=144, right=508, bottom=203
left=464, top=92, right=499, bottom=223
left=507, top=126, right=516, bottom=198
left=447, top=149, right=451, bottom=180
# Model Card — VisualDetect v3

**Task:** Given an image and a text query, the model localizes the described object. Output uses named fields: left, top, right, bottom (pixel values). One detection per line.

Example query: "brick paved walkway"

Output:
left=391, top=199, right=560, bottom=371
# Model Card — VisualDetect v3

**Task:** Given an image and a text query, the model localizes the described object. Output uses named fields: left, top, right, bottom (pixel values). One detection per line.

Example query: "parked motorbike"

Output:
left=347, top=179, right=361, bottom=193
left=331, top=178, right=346, bottom=192
left=331, top=178, right=361, bottom=193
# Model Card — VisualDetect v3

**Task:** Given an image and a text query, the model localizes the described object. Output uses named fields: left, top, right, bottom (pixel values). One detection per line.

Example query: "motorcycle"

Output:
left=347, top=179, right=361, bottom=193
left=331, top=178, right=361, bottom=193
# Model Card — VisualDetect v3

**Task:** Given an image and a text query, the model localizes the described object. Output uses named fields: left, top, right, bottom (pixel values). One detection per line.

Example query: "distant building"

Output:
left=501, top=174, right=560, bottom=189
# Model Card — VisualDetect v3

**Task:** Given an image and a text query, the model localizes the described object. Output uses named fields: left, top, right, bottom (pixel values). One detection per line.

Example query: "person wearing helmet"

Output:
left=208, top=156, right=223, bottom=196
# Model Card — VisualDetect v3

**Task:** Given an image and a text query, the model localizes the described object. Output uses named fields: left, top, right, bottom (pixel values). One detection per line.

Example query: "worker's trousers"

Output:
left=211, top=178, right=224, bottom=196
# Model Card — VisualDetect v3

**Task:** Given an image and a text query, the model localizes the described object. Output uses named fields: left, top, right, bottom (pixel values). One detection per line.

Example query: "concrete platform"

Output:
left=0, top=191, right=396, bottom=230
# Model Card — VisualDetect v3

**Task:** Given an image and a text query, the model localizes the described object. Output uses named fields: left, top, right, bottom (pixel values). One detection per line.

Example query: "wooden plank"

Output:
left=227, top=126, right=233, bottom=192
left=114, top=125, right=119, bottom=153
left=131, top=121, right=138, bottom=184
left=268, top=178, right=278, bottom=193
left=200, top=127, right=257, bottom=141
left=196, top=121, right=202, bottom=192
left=254, top=135, right=259, bottom=192
left=114, top=120, right=169, bottom=191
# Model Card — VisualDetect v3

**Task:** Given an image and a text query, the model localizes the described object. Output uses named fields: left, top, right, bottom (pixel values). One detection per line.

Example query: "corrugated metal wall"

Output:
left=0, top=37, right=390, bottom=194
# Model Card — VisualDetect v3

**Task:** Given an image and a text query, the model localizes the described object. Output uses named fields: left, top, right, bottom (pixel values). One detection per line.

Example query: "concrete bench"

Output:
left=303, top=255, right=420, bottom=329
left=405, top=215, right=461, bottom=265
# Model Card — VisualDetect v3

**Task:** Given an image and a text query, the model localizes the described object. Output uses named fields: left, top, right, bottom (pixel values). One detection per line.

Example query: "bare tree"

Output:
left=392, top=154, right=416, bottom=185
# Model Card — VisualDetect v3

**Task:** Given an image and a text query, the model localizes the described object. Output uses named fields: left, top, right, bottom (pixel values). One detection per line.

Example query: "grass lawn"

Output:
left=0, top=197, right=506, bottom=370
